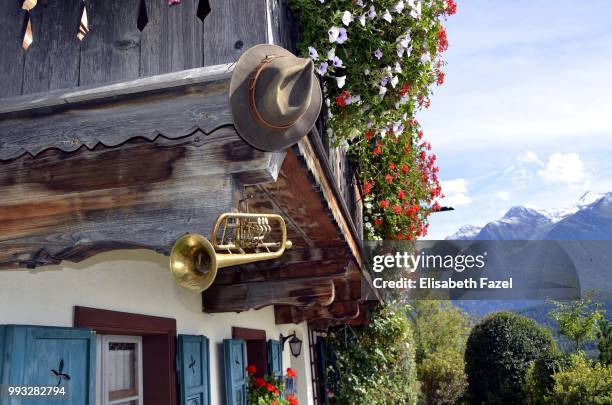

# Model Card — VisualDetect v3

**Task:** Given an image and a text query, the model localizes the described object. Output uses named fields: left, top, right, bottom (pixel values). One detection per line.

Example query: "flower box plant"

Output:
left=288, top=0, right=456, bottom=240
left=246, top=365, right=300, bottom=405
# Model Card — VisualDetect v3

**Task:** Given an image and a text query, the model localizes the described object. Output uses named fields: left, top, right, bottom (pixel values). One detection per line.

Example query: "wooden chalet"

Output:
left=0, top=1, right=376, bottom=404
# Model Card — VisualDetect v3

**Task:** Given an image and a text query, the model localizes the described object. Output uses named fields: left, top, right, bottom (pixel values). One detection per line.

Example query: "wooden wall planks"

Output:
left=0, top=0, right=270, bottom=98
left=79, top=0, right=142, bottom=86
left=22, top=0, right=82, bottom=95
left=140, top=0, right=204, bottom=77
left=0, top=1, right=26, bottom=98
left=202, top=0, right=268, bottom=66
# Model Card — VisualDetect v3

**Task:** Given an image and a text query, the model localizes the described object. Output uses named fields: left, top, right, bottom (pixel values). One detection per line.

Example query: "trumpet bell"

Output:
left=169, top=233, right=218, bottom=292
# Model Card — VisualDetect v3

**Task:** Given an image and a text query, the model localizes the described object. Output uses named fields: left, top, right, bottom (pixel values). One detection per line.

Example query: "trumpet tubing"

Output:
left=169, top=213, right=292, bottom=292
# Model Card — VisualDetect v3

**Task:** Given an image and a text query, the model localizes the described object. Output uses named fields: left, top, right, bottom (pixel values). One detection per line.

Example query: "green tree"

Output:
left=548, top=296, right=604, bottom=351
left=408, top=301, right=471, bottom=404
left=597, top=319, right=612, bottom=365
left=465, top=312, right=557, bottom=405
left=325, top=303, right=418, bottom=405
left=547, top=352, right=612, bottom=404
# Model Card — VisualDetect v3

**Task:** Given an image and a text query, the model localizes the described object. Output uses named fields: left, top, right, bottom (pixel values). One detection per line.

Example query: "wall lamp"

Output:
left=280, top=332, right=302, bottom=357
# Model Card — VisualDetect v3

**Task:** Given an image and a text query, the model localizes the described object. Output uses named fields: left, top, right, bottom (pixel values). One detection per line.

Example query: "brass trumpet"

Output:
left=169, top=213, right=292, bottom=292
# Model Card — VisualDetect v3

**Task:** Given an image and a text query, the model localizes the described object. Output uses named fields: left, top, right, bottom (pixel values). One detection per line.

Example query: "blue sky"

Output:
left=419, top=0, right=612, bottom=239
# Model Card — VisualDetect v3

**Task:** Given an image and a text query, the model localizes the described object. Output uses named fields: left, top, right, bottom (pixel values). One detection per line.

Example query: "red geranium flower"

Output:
left=385, top=174, right=394, bottom=184
left=245, top=364, right=256, bottom=374
left=374, top=218, right=383, bottom=226
left=446, top=0, right=457, bottom=15
left=401, top=164, right=409, bottom=174
left=287, top=367, right=297, bottom=377
left=373, top=143, right=382, bottom=155
left=437, top=27, right=449, bottom=52
left=361, top=180, right=374, bottom=195
left=287, top=394, right=299, bottom=405
left=364, top=129, right=375, bottom=140
left=393, top=204, right=402, bottom=214
left=379, top=199, right=390, bottom=209
left=266, top=383, right=276, bottom=392
left=398, top=190, right=406, bottom=200
left=389, top=162, right=396, bottom=170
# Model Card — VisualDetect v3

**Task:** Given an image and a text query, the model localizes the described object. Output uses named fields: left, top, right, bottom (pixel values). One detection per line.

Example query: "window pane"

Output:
left=107, top=342, right=138, bottom=400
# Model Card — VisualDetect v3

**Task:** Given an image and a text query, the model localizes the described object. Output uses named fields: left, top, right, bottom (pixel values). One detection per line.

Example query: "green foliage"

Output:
left=465, top=311, right=558, bottom=405
left=325, top=303, right=418, bottom=404
left=597, top=319, right=612, bottom=365
left=409, top=301, right=471, bottom=404
left=547, top=352, right=612, bottom=405
left=525, top=350, right=571, bottom=404
left=287, top=0, right=457, bottom=240
left=409, top=301, right=471, bottom=364
left=418, top=349, right=467, bottom=405
left=548, top=296, right=605, bottom=351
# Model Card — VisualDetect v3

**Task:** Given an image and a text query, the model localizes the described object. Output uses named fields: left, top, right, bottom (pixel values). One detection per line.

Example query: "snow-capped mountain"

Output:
left=448, top=191, right=612, bottom=240
left=446, top=225, right=482, bottom=240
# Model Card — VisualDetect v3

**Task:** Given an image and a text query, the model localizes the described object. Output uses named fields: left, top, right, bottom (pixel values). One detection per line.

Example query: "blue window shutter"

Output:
left=0, top=325, right=96, bottom=405
left=223, top=339, right=247, bottom=405
left=178, top=334, right=211, bottom=405
left=267, top=339, right=282, bottom=378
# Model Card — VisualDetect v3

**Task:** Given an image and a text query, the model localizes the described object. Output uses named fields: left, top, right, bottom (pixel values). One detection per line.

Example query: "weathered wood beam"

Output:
left=202, top=278, right=336, bottom=313
left=0, top=64, right=234, bottom=160
left=0, top=128, right=284, bottom=269
left=274, top=301, right=360, bottom=325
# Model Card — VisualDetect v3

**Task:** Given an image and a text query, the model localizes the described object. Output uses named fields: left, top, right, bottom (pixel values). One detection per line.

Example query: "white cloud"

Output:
left=506, top=150, right=544, bottom=183
left=496, top=191, right=510, bottom=201
left=440, top=178, right=472, bottom=207
left=538, top=152, right=587, bottom=184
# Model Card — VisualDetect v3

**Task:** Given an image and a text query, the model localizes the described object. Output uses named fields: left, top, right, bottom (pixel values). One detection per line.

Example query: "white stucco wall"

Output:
left=0, top=250, right=314, bottom=405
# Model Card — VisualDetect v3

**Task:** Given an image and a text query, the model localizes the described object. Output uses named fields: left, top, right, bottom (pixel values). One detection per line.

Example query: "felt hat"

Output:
left=229, top=44, right=322, bottom=152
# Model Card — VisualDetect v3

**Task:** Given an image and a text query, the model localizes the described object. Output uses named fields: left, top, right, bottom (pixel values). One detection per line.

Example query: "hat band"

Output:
left=248, top=55, right=307, bottom=132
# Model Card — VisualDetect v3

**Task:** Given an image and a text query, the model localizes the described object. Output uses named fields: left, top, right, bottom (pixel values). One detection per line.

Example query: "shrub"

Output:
left=325, top=303, right=418, bottom=404
left=525, top=350, right=571, bottom=405
left=547, top=353, right=612, bottom=405
left=465, top=312, right=557, bottom=404
left=418, top=349, right=467, bottom=405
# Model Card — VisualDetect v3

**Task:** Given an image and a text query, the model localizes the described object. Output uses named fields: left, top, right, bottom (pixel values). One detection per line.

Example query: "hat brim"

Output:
left=229, top=44, right=322, bottom=152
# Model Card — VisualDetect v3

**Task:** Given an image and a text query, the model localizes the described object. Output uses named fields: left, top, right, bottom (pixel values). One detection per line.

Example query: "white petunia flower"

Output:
left=368, top=5, right=376, bottom=20
left=358, top=14, right=366, bottom=26
left=394, top=62, right=402, bottom=73
left=364, top=68, right=370, bottom=75
left=390, top=75, right=399, bottom=88
left=316, top=62, right=329, bottom=75
left=374, top=48, right=383, bottom=60
left=392, top=1, right=405, bottom=13
left=332, top=56, right=344, bottom=68
left=336, top=76, right=346, bottom=88
left=409, top=0, right=422, bottom=19
left=382, top=9, right=392, bottom=22
left=308, top=46, right=319, bottom=60
left=327, top=48, right=336, bottom=61
left=328, top=26, right=340, bottom=43
left=356, top=0, right=365, bottom=7
left=379, top=85, right=388, bottom=97
left=341, top=11, right=353, bottom=26
left=336, top=27, right=348, bottom=44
